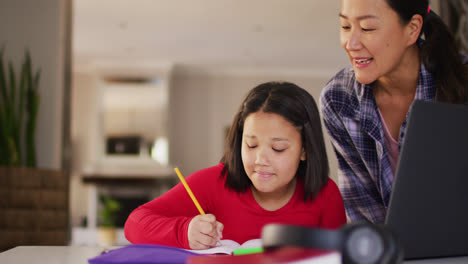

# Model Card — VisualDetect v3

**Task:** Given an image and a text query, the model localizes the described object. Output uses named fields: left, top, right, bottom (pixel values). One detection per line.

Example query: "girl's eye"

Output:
left=362, top=28, right=375, bottom=32
left=247, top=145, right=257, bottom=149
left=341, top=25, right=351, bottom=30
left=273, top=148, right=286, bottom=153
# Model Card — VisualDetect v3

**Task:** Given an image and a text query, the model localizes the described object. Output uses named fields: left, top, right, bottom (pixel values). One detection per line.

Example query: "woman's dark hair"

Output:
left=220, top=81, right=329, bottom=201
left=386, top=0, right=468, bottom=103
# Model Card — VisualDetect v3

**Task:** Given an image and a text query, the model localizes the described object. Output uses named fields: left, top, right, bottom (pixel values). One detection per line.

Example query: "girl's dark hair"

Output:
left=386, top=0, right=468, bottom=103
left=220, top=81, right=329, bottom=201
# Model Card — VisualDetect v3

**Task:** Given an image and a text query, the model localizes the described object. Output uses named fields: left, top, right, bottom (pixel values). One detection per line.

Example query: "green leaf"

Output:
left=16, top=50, right=30, bottom=165
left=34, top=68, right=41, bottom=91
left=0, top=46, right=9, bottom=107
left=0, top=107, right=8, bottom=165
left=25, top=66, right=40, bottom=167
left=8, top=61, right=16, bottom=117
left=27, top=92, right=39, bottom=167
left=99, top=196, right=121, bottom=227
left=7, top=136, right=18, bottom=166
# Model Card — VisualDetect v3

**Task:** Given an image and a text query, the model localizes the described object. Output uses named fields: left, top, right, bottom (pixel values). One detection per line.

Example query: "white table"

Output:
left=0, top=246, right=107, bottom=264
left=1, top=246, right=468, bottom=264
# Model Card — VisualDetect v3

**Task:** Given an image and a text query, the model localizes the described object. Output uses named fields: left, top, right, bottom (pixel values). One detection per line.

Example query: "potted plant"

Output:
left=0, top=46, right=40, bottom=168
left=0, top=46, right=67, bottom=250
left=97, top=195, right=121, bottom=247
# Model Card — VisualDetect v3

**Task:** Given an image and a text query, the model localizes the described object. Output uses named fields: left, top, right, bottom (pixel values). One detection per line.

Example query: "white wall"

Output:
left=0, top=0, right=69, bottom=170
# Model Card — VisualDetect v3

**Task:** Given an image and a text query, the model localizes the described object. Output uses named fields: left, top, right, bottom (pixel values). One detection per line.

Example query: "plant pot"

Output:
left=0, top=167, right=68, bottom=251
left=98, top=227, right=117, bottom=247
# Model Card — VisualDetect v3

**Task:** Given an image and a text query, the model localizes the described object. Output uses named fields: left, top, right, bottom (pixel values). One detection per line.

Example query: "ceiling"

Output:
left=73, top=0, right=349, bottom=75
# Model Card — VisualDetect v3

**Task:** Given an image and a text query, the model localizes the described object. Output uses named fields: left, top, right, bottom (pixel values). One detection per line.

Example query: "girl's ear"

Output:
left=300, top=148, right=306, bottom=161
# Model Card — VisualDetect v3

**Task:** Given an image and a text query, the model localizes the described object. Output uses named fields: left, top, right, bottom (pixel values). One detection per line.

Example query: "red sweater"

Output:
left=124, top=163, right=346, bottom=248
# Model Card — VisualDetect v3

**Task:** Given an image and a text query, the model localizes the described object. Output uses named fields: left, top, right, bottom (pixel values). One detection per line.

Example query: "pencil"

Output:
left=174, top=167, right=205, bottom=215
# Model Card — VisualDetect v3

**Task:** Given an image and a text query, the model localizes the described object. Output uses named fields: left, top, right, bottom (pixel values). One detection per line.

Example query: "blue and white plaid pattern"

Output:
left=319, top=63, right=437, bottom=224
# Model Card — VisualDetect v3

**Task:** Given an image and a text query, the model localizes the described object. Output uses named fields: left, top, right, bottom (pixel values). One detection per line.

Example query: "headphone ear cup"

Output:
left=341, top=223, right=385, bottom=264
left=341, top=223, right=403, bottom=264
left=380, top=225, right=404, bottom=264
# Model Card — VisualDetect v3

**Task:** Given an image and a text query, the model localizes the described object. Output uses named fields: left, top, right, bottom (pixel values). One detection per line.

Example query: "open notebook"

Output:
left=187, top=238, right=262, bottom=255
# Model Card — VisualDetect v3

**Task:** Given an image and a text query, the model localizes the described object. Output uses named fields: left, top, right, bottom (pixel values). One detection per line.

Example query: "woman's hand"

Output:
left=188, top=214, right=224, bottom=249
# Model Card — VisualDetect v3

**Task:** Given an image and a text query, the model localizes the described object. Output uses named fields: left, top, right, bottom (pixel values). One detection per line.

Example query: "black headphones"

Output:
left=262, top=222, right=403, bottom=264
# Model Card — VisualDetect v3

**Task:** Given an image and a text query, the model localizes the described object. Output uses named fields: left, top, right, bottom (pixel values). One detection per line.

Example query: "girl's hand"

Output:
left=188, top=214, right=224, bottom=249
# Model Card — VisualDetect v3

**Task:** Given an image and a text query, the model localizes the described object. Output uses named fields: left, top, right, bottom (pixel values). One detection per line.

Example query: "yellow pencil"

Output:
left=174, top=167, right=205, bottom=215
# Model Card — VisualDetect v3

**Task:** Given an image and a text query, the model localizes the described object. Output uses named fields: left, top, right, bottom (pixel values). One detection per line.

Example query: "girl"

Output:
left=320, top=0, right=467, bottom=224
left=125, top=81, right=346, bottom=249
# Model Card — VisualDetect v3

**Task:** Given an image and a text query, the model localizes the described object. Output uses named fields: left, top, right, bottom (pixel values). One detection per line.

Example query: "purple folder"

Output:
left=88, top=244, right=201, bottom=264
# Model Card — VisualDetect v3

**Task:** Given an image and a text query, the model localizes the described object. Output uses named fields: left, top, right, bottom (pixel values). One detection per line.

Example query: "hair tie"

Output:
left=427, top=5, right=430, bottom=14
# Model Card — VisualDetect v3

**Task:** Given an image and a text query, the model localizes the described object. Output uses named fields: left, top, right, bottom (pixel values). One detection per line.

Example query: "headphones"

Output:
left=261, top=222, right=403, bottom=264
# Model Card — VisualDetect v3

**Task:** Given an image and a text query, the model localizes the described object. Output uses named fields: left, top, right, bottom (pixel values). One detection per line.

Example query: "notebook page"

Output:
left=238, top=238, right=262, bottom=249
left=187, top=239, right=240, bottom=255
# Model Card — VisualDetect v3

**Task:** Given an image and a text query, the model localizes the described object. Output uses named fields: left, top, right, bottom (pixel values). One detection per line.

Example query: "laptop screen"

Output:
left=385, top=100, right=468, bottom=260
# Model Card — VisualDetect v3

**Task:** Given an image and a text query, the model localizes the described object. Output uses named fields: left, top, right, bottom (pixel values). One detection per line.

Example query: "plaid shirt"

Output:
left=319, top=63, right=437, bottom=224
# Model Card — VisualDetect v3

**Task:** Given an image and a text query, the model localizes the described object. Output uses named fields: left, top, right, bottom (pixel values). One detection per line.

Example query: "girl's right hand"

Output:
left=187, top=214, right=224, bottom=249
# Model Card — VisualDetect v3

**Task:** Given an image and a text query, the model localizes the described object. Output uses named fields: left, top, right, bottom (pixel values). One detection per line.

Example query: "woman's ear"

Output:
left=406, top=14, right=423, bottom=46
left=300, top=148, right=306, bottom=161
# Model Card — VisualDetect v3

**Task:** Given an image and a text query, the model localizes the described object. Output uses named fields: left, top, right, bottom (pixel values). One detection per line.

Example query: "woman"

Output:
left=125, top=82, right=346, bottom=249
left=320, top=0, right=468, bottom=224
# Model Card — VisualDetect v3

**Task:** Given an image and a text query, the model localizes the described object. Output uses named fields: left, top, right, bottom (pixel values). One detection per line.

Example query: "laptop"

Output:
left=385, top=100, right=468, bottom=260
